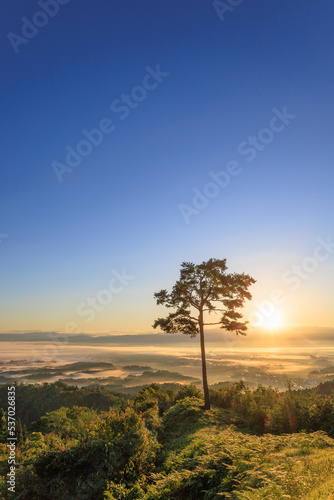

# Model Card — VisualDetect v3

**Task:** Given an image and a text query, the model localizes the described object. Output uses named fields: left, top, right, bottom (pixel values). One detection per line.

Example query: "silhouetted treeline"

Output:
left=209, top=380, right=334, bottom=435
left=0, top=382, right=121, bottom=427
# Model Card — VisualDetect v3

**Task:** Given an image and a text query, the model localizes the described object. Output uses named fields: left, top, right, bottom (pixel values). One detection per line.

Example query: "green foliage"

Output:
left=175, top=384, right=202, bottom=402
left=143, top=427, right=334, bottom=500
left=1, top=405, right=158, bottom=499
left=31, top=406, right=101, bottom=440
left=99, top=404, right=159, bottom=482
left=1, top=382, right=334, bottom=499
left=0, top=382, right=120, bottom=428
left=209, top=383, right=334, bottom=436
left=134, top=383, right=175, bottom=415
left=0, top=409, right=7, bottom=443
left=104, top=482, right=145, bottom=500
left=160, top=397, right=221, bottom=446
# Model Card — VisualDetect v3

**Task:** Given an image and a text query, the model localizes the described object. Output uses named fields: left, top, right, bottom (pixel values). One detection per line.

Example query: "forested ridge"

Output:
left=1, top=380, right=334, bottom=499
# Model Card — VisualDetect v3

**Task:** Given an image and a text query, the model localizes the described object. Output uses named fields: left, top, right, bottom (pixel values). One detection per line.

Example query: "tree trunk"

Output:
left=199, top=312, right=210, bottom=410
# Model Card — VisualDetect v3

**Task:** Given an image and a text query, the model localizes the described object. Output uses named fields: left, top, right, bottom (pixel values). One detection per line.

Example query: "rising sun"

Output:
left=260, top=308, right=283, bottom=329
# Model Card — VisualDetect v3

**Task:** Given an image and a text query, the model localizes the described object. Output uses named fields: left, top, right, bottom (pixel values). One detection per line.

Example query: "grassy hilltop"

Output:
left=1, top=382, right=334, bottom=499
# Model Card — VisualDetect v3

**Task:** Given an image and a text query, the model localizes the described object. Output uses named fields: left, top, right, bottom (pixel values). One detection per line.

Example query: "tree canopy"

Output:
left=153, top=258, right=256, bottom=337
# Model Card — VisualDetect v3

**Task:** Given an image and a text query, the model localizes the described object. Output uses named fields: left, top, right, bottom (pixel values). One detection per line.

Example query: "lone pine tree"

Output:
left=153, top=258, right=255, bottom=409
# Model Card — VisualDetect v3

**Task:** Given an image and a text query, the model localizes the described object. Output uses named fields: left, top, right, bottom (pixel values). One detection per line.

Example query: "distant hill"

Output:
left=123, top=369, right=199, bottom=385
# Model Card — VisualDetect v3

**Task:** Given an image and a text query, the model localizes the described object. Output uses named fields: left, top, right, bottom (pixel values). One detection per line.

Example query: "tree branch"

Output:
left=203, top=308, right=225, bottom=312
left=203, top=322, right=222, bottom=325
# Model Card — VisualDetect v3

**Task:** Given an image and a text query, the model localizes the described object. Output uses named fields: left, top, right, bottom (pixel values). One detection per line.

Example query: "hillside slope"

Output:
left=1, top=385, right=334, bottom=499
left=105, top=398, right=334, bottom=499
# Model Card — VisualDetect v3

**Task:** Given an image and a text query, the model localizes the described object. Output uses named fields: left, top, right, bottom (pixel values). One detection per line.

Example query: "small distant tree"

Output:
left=153, top=258, right=255, bottom=409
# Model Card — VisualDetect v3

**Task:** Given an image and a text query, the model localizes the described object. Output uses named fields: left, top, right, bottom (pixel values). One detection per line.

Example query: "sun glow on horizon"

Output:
left=260, top=308, right=284, bottom=330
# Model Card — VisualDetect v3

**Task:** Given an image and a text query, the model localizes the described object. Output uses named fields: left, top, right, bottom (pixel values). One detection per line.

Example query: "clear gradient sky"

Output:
left=1, top=1, right=333, bottom=334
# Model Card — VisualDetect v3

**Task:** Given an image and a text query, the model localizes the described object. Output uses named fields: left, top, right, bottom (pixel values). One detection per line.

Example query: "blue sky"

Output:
left=1, top=0, right=334, bottom=333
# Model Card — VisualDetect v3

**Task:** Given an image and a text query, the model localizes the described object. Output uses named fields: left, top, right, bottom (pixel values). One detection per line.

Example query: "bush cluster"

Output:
left=1, top=381, right=334, bottom=499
